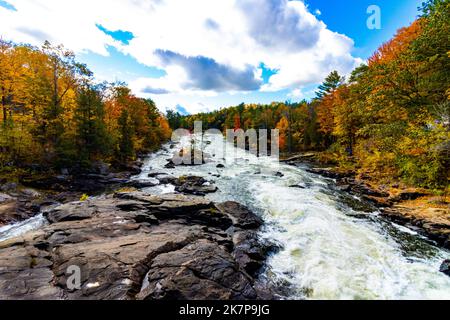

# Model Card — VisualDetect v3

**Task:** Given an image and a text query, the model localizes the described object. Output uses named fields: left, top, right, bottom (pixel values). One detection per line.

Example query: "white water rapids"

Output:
left=1, top=133, right=449, bottom=299
left=136, top=134, right=450, bottom=300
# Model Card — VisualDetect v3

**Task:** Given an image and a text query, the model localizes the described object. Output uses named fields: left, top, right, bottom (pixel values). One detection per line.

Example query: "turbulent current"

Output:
left=135, top=134, right=450, bottom=300
left=1, top=133, right=449, bottom=300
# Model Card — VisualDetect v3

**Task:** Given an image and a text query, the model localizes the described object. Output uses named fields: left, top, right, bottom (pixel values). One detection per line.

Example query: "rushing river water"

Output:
left=135, top=134, right=450, bottom=300
left=1, top=134, right=449, bottom=300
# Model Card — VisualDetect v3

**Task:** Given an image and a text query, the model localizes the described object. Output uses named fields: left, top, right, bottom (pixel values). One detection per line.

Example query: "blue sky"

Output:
left=304, top=0, right=423, bottom=58
left=0, top=0, right=423, bottom=114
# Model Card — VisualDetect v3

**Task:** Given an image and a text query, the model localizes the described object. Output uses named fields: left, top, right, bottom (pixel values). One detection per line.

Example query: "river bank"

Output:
left=281, top=152, right=450, bottom=250
left=0, top=159, right=145, bottom=226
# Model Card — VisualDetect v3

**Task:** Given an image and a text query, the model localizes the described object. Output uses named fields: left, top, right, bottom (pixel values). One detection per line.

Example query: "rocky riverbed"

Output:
left=0, top=190, right=275, bottom=300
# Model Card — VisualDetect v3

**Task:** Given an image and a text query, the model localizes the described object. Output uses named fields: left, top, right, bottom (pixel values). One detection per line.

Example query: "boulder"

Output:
left=148, top=173, right=178, bottom=185
left=440, top=260, right=450, bottom=277
left=167, top=148, right=211, bottom=167
left=173, top=176, right=218, bottom=196
left=215, top=201, right=263, bottom=230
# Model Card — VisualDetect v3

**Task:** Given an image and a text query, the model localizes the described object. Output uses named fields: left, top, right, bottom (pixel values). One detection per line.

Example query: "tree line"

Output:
left=167, top=0, right=449, bottom=190
left=0, top=40, right=171, bottom=175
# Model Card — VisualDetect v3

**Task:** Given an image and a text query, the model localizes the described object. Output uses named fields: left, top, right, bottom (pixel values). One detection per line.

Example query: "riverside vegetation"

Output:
left=0, top=40, right=172, bottom=181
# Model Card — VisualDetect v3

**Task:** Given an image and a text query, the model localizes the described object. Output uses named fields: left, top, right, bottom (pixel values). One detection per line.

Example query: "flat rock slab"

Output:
left=0, top=191, right=271, bottom=300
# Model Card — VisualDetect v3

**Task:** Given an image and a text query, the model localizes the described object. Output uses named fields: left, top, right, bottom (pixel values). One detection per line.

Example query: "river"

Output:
left=1, top=133, right=449, bottom=300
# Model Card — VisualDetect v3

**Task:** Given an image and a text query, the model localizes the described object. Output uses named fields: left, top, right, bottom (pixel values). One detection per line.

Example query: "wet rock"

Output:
left=216, top=164, right=225, bottom=168
left=148, top=173, right=178, bottom=185
left=0, top=191, right=270, bottom=300
left=440, top=260, right=450, bottom=277
left=173, top=176, right=218, bottom=196
left=215, top=201, right=263, bottom=230
left=337, top=184, right=351, bottom=192
left=167, top=148, right=211, bottom=167
left=232, top=231, right=278, bottom=277
left=382, top=207, right=450, bottom=249
left=138, top=239, right=257, bottom=300
left=306, top=168, right=342, bottom=179
left=148, top=172, right=168, bottom=178
left=127, top=179, right=159, bottom=189
left=117, top=163, right=142, bottom=175
left=352, top=183, right=389, bottom=198
left=289, top=184, right=306, bottom=189
left=275, top=172, right=284, bottom=178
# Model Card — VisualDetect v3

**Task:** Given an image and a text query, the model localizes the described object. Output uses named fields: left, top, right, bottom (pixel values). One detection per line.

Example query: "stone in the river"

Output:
left=439, top=260, right=450, bottom=277
left=232, top=231, right=278, bottom=277
left=0, top=191, right=270, bottom=300
left=215, top=201, right=263, bottom=230
left=167, top=148, right=211, bottom=167
left=275, top=172, right=284, bottom=178
left=337, top=184, right=351, bottom=192
left=148, top=173, right=178, bottom=185
left=127, top=178, right=159, bottom=189
left=148, top=172, right=167, bottom=178
left=289, top=184, right=306, bottom=189
left=174, top=176, right=218, bottom=196
left=216, top=164, right=225, bottom=168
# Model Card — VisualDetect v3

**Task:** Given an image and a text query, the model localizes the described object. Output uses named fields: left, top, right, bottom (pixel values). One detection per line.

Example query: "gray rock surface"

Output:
left=0, top=191, right=272, bottom=300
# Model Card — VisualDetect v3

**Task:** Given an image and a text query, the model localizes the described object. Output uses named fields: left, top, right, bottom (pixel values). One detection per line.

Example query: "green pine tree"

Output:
left=315, top=70, right=345, bottom=99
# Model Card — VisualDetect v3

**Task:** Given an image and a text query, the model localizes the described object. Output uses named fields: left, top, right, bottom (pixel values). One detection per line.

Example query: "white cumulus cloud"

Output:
left=0, top=0, right=362, bottom=111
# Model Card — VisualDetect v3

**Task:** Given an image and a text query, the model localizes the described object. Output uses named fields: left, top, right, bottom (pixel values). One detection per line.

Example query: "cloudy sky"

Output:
left=0, top=0, right=422, bottom=114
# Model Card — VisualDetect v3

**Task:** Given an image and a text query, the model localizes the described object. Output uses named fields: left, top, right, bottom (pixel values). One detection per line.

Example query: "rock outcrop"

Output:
left=165, top=148, right=211, bottom=168
left=172, top=176, right=218, bottom=196
left=0, top=190, right=44, bottom=225
left=0, top=191, right=273, bottom=300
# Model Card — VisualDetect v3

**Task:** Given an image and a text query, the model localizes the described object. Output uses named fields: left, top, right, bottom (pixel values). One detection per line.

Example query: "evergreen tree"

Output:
left=315, top=71, right=345, bottom=99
